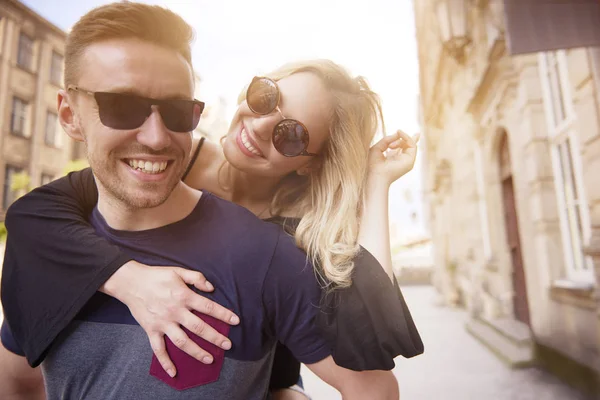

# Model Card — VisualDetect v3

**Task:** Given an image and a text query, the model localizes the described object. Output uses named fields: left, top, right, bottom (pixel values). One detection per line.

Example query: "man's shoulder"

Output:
left=204, top=193, right=278, bottom=233
left=198, top=193, right=283, bottom=258
left=267, top=228, right=314, bottom=281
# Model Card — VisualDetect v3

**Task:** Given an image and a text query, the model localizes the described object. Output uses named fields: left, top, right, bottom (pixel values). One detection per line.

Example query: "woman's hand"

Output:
left=101, top=260, right=240, bottom=378
left=367, top=130, right=420, bottom=187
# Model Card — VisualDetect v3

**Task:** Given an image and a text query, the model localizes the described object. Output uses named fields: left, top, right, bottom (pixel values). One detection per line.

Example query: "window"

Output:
left=17, top=33, right=33, bottom=70
left=50, top=51, right=63, bottom=85
left=3, top=165, right=23, bottom=210
left=45, top=111, right=58, bottom=146
left=538, top=51, right=593, bottom=283
left=11, top=97, right=28, bottom=137
left=40, top=173, right=54, bottom=185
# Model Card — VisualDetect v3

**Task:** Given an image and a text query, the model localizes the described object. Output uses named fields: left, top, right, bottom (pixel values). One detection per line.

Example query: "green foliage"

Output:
left=63, top=159, right=89, bottom=175
left=10, top=171, right=31, bottom=193
left=0, top=222, right=6, bottom=243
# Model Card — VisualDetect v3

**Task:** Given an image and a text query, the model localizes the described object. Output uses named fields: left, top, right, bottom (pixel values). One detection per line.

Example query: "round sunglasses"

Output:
left=246, top=77, right=317, bottom=157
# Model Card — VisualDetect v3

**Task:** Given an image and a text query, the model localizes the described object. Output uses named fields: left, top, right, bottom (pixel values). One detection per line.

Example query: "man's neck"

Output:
left=97, top=182, right=202, bottom=231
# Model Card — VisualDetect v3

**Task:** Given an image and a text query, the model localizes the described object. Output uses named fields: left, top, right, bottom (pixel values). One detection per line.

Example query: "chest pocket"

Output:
left=149, top=312, right=231, bottom=390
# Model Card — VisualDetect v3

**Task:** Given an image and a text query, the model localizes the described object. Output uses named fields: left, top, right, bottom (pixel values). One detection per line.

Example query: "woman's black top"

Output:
left=1, top=158, right=423, bottom=388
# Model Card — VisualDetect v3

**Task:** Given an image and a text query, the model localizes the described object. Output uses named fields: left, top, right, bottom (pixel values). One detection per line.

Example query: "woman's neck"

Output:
left=219, top=162, right=281, bottom=217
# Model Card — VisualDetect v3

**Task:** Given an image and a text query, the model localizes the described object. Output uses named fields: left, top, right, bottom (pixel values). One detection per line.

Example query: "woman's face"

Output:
left=222, top=72, right=332, bottom=178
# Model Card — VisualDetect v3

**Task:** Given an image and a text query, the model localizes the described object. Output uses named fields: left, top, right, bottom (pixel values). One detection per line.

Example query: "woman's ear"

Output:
left=57, top=90, right=85, bottom=142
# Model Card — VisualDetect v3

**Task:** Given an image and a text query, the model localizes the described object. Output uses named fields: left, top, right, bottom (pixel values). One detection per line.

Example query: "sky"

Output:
left=24, top=0, right=427, bottom=241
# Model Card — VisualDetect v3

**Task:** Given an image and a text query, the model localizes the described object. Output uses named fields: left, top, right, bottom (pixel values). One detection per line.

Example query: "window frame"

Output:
left=49, top=50, right=63, bottom=86
left=538, top=50, right=594, bottom=283
left=44, top=110, right=58, bottom=147
left=2, top=165, right=23, bottom=210
left=16, top=32, right=33, bottom=71
left=10, top=96, right=29, bottom=137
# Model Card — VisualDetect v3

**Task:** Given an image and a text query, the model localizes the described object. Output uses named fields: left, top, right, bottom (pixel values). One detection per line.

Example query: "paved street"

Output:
left=301, top=285, right=592, bottom=400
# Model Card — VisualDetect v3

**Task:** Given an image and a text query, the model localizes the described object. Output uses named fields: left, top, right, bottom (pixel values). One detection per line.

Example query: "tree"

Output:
left=0, top=222, right=6, bottom=243
left=63, top=159, right=89, bottom=175
left=10, top=171, right=31, bottom=197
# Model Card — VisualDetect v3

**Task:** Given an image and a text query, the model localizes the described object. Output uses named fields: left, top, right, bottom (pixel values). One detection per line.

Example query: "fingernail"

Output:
left=167, top=368, right=175, bottom=378
left=230, top=315, right=240, bottom=324
left=205, top=281, right=214, bottom=291
left=203, top=356, right=213, bottom=364
left=222, top=341, right=231, bottom=350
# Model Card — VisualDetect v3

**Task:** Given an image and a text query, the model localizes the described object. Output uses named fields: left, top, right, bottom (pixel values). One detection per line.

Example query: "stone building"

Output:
left=0, top=0, right=81, bottom=220
left=414, top=0, right=600, bottom=394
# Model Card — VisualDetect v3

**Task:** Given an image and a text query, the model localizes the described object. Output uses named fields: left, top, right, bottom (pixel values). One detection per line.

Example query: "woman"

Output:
left=1, top=59, right=423, bottom=398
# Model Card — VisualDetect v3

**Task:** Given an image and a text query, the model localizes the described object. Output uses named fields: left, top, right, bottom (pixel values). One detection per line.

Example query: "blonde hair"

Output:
left=237, top=60, right=384, bottom=288
left=64, top=2, right=194, bottom=87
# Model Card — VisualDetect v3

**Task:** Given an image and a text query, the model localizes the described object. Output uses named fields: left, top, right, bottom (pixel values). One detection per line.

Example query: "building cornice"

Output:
left=466, top=39, right=517, bottom=121
left=2, top=0, right=67, bottom=39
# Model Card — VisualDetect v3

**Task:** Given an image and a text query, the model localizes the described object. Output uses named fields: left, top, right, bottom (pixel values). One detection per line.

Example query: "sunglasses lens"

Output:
left=95, top=93, right=205, bottom=133
left=159, top=100, right=204, bottom=133
left=94, top=92, right=149, bottom=130
left=273, top=119, right=309, bottom=157
left=247, top=78, right=279, bottom=115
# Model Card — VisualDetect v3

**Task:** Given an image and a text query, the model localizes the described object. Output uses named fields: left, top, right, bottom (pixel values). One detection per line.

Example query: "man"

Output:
left=0, top=3, right=399, bottom=399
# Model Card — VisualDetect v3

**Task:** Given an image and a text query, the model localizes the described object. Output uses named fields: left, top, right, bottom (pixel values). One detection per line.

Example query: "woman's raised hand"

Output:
left=367, top=130, right=420, bottom=186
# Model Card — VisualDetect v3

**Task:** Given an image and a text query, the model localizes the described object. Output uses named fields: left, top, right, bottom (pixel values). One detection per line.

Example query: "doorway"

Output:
left=499, top=132, right=531, bottom=325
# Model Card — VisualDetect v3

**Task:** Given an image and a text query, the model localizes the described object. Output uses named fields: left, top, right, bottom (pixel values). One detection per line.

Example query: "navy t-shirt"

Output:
left=2, top=192, right=330, bottom=399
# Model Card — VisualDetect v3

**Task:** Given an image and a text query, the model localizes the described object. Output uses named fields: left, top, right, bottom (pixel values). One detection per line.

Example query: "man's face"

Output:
left=70, top=38, right=195, bottom=209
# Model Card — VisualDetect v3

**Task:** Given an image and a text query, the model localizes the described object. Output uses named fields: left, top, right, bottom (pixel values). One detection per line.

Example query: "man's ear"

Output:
left=57, top=89, right=85, bottom=142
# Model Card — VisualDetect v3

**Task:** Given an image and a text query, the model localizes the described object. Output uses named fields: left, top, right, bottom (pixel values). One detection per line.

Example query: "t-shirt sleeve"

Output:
left=316, top=246, right=425, bottom=371
left=261, top=232, right=331, bottom=365
left=0, top=168, right=132, bottom=367
left=1, top=320, right=25, bottom=356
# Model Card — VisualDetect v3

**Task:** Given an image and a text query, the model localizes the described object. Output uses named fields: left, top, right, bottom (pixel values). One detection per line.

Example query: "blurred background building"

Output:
left=415, top=0, right=600, bottom=395
left=0, top=0, right=81, bottom=220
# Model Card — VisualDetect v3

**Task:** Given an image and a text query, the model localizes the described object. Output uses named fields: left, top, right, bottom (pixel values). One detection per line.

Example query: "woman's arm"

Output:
left=358, top=130, right=419, bottom=282
left=0, top=166, right=238, bottom=374
left=315, top=130, right=423, bottom=371
left=2, top=168, right=127, bottom=365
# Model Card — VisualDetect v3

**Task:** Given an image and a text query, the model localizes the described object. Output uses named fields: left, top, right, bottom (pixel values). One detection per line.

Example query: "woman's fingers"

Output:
left=149, top=333, right=177, bottom=377
left=384, top=131, right=419, bottom=150
left=183, top=288, right=240, bottom=326
left=164, top=325, right=215, bottom=365
left=370, top=132, right=401, bottom=153
left=396, top=130, right=417, bottom=147
left=179, top=310, right=233, bottom=350
left=174, top=268, right=214, bottom=292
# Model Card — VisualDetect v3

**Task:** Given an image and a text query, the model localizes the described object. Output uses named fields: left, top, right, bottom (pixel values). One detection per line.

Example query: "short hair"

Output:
left=64, top=2, right=194, bottom=87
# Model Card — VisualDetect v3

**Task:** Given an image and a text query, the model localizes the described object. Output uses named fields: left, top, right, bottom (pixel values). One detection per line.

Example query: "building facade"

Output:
left=0, top=0, right=78, bottom=220
left=415, top=0, right=599, bottom=394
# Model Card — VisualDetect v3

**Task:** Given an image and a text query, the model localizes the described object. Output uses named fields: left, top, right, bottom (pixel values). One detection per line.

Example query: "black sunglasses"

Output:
left=246, top=77, right=317, bottom=157
left=67, top=86, right=205, bottom=133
